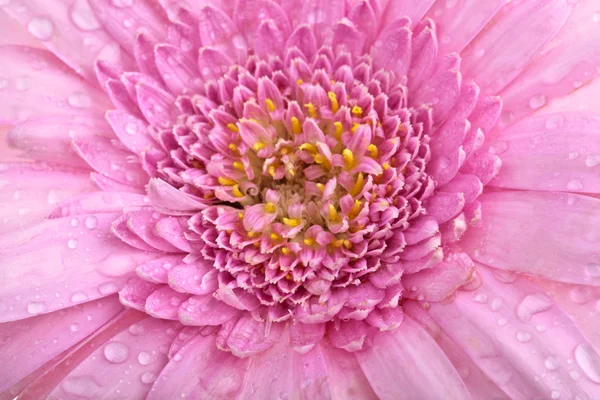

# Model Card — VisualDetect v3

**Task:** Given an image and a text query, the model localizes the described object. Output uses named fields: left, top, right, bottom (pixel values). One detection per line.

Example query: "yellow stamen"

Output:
left=283, top=218, right=301, bottom=227
left=316, top=183, right=325, bottom=192
left=281, top=247, right=290, bottom=255
left=232, top=184, right=244, bottom=198
left=328, top=204, right=340, bottom=222
left=288, top=168, right=295, bottom=177
left=253, top=141, right=266, bottom=151
left=265, top=98, right=276, bottom=112
left=352, top=105, right=363, bottom=117
left=253, top=241, right=260, bottom=247
left=247, top=231, right=256, bottom=238
left=218, top=176, right=237, bottom=186
left=367, top=144, right=378, bottom=159
left=331, top=239, right=344, bottom=248
left=304, top=103, right=317, bottom=118
left=299, top=143, right=318, bottom=154
left=291, top=116, right=302, bottom=135
left=237, top=212, right=244, bottom=220
left=342, top=148, right=355, bottom=169
left=343, top=239, right=352, bottom=249
left=285, top=273, right=293, bottom=280
left=350, top=172, right=365, bottom=197
left=333, top=121, right=343, bottom=140
left=382, top=162, right=390, bottom=170
left=270, top=233, right=280, bottom=241
left=233, top=161, right=245, bottom=171
left=264, top=202, right=277, bottom=213
left=296, top=78, right=304, bottom=86
left=227, top=123, right=239, bottom=133
left=304, top=237, right=315, bottom=246
left=351, top=123, right=360, bottom=133
left=349, top=200, right=362, bottom=219
left=328, top=91, right=339, bottom=113
left=314, top=153, right=331, bottom=170
left=228, top=143, right=238, bottom=152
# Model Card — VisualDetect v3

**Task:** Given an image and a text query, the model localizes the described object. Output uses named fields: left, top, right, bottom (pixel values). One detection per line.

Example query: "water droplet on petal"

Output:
left=474, top=293, right=488, bottom=303
left=141, top=371, right=157, bottom=384
left=137, top=351, right=151, bottom=365
left=98, top=282, right=119, bottom=295
left=70, top=323, right=81, bottom=332
left=61, top=376, right=102, bottom=397
left=574, top=343, right=600, bottom=383
left=28, top=17, right=54, bottom=40
left=516, top=331, right=532, bottom=343
left=0, top=78, right=8, bottom=89
left=545, top=355, right=560, bottom=370
left=70, top=0, right=101, bottom=31
left=125, top=123, right=137, bottom=135
left=489, top=141, right=508, bottom=155
left=129, top=323, right=145, bottom=335
left=70, top=291, right=88, bottom=303
left=68, top=238, right=79, bottom=249
left=569, top=370, right=581, bottom=381
left=173, top=353, right=183, bottom=361
left=68, top=92, right=92, bottom=108
left=104, top=341, right=130, bottom=363
left=27, top=301, right=47, bottom=315
left=529, top=95, right=547, bottom=109
left=551, top=390, right=561, bottom=399
left=567, top=179, right=584, bottom=191
left=586, top=263, right=600, bottom=278
left=570, top=286, right=593, bottom=304
left=585, top=154, right=600, bottom=167
left=545, top=115, right=565, bottom=130
left=85, top=215, right=98, bottom=229
left=516, top=294, right=553, bottom=322
left=71, top=218, right=80, bottom=227
left=111, top=0, right=133, bottom=7
left=490, top=298, right=502, bottom=311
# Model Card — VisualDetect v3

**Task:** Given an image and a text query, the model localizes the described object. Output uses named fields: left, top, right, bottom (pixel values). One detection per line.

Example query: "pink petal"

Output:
left=460, top=0, right=572, bottom=95
left=136, top=82, right=177, bottom=129
left=0, top=296, right=123, bottom=395
left=286, top=24, right=317, bottom=60
left=297, top=0, right=346, bottom=44
left=146, top=334, right=248, bottom=400
left=72, top=135, right=148, bottom=188
left=255, top=19, right=285, bottom=58
left=289, top=322, right=326, bottom=354
left=327, top=319, right=371, bottom=352
left=178, top=295, right=240, bottom=326
left=428, top=265, right=600, bottom=398
left=380, top=0, right=435, bottom=29
left=321, top=341, right=378, bottom=399
left=0, top=214, right=157, bottom=321
left=489, top=112, right=600, bottom=193
left=106, top=110, right=158, bottom=156
left=422, top=191, right=465, bottom=225
left=223, top=314, right=284, bottom=358
left=2, top=0, right=133, bottom=82
left=233, top=0, right=291, bottom=45
left=0, top=46, right=110, bottom=124
left=371, top=20, right=412, bottom=76
left=144, top=286, right=189, bottom=320
left=0, top=11, right=43, bottom=49
left=136, top=254, right=184, bottom=284
left=500, top=1, right=600, bottom=122
left=197, top=5, right=245, bottom=58
left=50, top=191, right=148, bottom=219
left=355, top=316, right=471, bottom=399
left=407, top=18, right=438, bottom=93
left=167, top=261, right=218, bottom=295
left=0, top=163, right=93, bottom=233
left=461, top=191, right=600, bottom=286
left=154, top=44, right=202, bottom=95
left=146, top=178, right=207, bottom=214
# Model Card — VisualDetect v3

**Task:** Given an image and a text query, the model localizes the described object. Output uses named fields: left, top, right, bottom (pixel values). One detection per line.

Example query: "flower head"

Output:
left=1, top=0, right=600, bottom=399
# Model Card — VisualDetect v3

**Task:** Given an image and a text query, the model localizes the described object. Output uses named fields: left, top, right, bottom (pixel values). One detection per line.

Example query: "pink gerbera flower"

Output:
left=1, top=0, right=600, bottom=398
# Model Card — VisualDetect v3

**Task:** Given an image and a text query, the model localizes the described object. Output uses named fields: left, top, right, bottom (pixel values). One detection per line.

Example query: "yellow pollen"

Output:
left=291, top=116, right=302, bottom=135
left=285, top=273, right=293, bottom=280
left=343, top=239, right=352, bottom=249
left=270, top=233, right=280, bottom=241
left=280, top=147, right=290, bottom=155
left=227, top=123, right=239, bottom=133
left=349, top=200, right=362, bottom=219
left=281, top=247, right=290, bottom=255
left=218, top=176, right=237, bottom=186
left=304, top=237, right=315, bottom=246
left=233, top=161, right=245, bottom=171
left=331, top=239, right=344, bottom=248
left=316, top=183, right=325, bottom=192
left=382, top=162, right=390, bottom=170
left=232, top=184, right=244, bottom=198
left=367, top=144, right=378, bottom=159
left=296, top=78, right=304, bottom=86
left=305, top=103, right=317, bottom=118
left=283, top=218, right=301, bottom=227
left=268, top=164, right=277, bottom=177
left=228, top=143, right=238, bottom=152
left=333, top=121, right=343, bottom=140
left=342, top=149, right=355, bottom=169
left=264, top=202, right=277, bottom=213
left=288, top=168, right=295, bottom=177
left=352, top=105, right=363, bottom=117
left=350, top=172, right=365, bottom=196
left=247, top=231, right=257, bottom=238
left=328, top=204, right=340, bottom=222
left=253, top=141, right=266, bottom=151
left=265, top=98, right=276, bottom=112
left=237, top=212, right=244, bottom=220
left=299, top=143, right=318, bottom=154
left=328, top=91, right=339, bottom=113
left=351, top=123, right=360, bottom=133
left=314, top=153, right=331, bottom=169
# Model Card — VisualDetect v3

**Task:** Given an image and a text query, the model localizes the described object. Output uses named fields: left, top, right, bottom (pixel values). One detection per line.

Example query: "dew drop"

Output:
left=574, top=343, right=600, bottom=383
left=585, top=154, right=600, bottom=167
left=551, top=390, right=561, bottom=399
left=173, top=353, right=183, bottom=361
left=516, top=331, right=532, bottom=343
left=569, top=370, right=581, bottom=381
left=85, top=215, right=98, bottom=229
left=67, top=238, right=79, bottom=249
left=125, top=123, right=137, bottom=135
left=141, top=371, right=157, bottom=384
left=111, top=0, right=133, bottom=7
left=536, top=324, right=547, bottom=332
left=529, top=95, right=547, bottom=109
left=490, top=298, right=503, bottom=311
left=68, top=92, right=92, bottom=108
left=27, top=301, right=47, bottom=315
left=586, top=263, right=600, bottom=278
left=497, top=318, right=508, bottom=327
left=28, top=17, right=54, bottom=41
left=103, top=341, right=130, bottom=363
left=138, top=351, right=151, bottom=365
left=474, top=293, right=488, bottom=303
left=129, top=323, right=145, bottom=335
left=61, top=376, right=102, bottom=397
left=71, top=218, right=80, bottom=227
left=566, top=179, right=584, bottom=191
left=545, top=115, right=565, bottom=130
left=489, top=141, right=508, bottom=155
left=545, top=355, right=560, bottom=371
left=70, top=323, right=81, bottom=332
left=70, top=0, right=101, bottom=31
left=70, top=291, right=88, bottom=303
left=98, top=282, right=119, bottom=295
left=516, top=294, right=553, bottom=322
left=569, top=286, right=593, bottom=304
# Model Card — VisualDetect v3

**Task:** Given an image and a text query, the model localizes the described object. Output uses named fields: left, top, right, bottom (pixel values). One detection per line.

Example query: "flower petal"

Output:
left=461, top=191, right=600, bottom=285
left=355, top=316, right=471, bottom=399
left=381, top=0, right=435, bottom=29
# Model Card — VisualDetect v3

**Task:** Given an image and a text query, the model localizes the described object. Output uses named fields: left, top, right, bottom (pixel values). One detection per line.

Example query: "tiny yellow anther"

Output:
left=233, top=161, right=245, bottom=171
left=316, top=183, right=325, bottom=192
left=352, top=105, right=363, bottom=117
left=253, top=241, right=260, bottom=247
left=328, top=204, right=340, bottom=222
left=349, top=199, right=362, bottom=219
left=237, top=212, right=244, bottom=220
left=351, top=123, right=360, bottom=133
left=343, top=239, right=352, bottom=249
left=232, top=184, right=245, bottom=198
left=328, top=91, right=339, bottom=113
left=267, top=164, right=276, bottom=177
left=382, top=162, right=390, bottom=170
left=296, top=78, right=304, bottom=86
left=333, top=121, right=343, bottom=140
left=265, top=98, right=276, bottom=112
left=218, top=176, right=237, bottom=186
left=227, top=123, right=239, bottom=133
left=367, top=144, right=378, bottom=159
left=291, top=116, right=302, bottom=135
left=304, top=103, right=317, bottom=118
left=314, top=153, right=332, bottom=170
left=283, top=218, right=302, bottom=227
left=228, top=143, right=238, bottom=152
left=288, top=168, right=295, bottom=177
left=264, top=202, right=277, bottom=213
left=253, top=141, right=266, bottom=151
left=247, top=231, right=257, bottom=238
left=331, top=239, right=344, bottom=248
left=342, top=148, right=355, bottom=169
left=285, top=273, right=293, bottom=280
left=350, top=172, right=365, bottom=197
left=299, top=143, right=318, bottom=154
left=270, top=233, right=280, bottom=241
left=304, top=237, right=315, bottom=246
left=281, top=247, right=290, bottom=255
